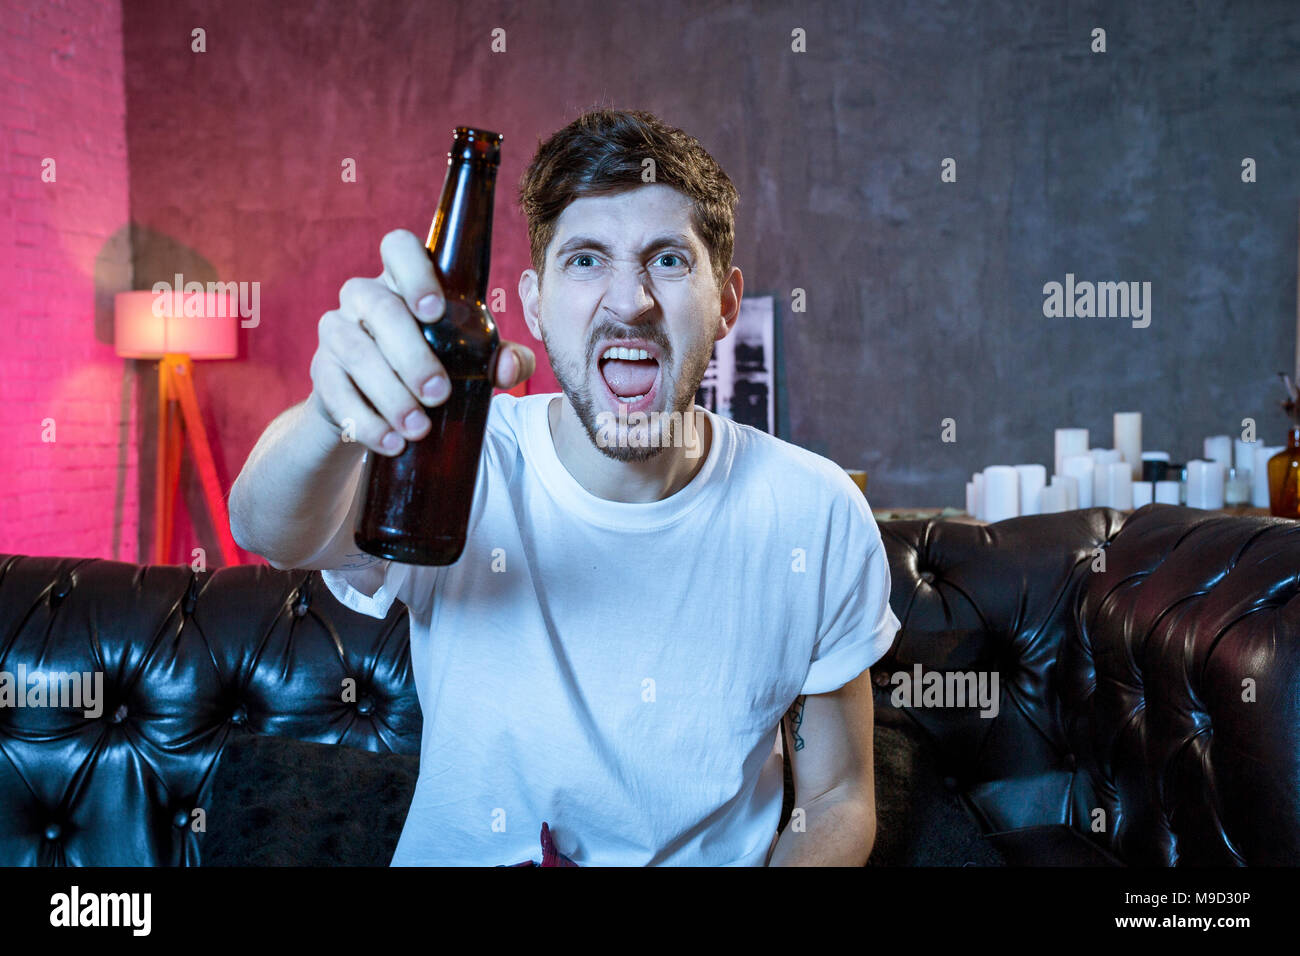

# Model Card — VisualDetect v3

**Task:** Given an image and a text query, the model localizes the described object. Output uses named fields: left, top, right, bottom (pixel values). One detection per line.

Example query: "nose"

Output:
left=600, top=259, right=656, bottom=323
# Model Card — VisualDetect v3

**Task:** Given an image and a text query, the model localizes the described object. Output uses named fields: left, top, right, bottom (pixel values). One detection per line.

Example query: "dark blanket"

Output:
left=863, top=709, right=1005, bottom=866
left=202, top=716, right=1001, bottom=865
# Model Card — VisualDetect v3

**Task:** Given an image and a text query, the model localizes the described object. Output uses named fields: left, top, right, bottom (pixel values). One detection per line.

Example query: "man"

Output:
left=229, top=108, right=900, bottom=866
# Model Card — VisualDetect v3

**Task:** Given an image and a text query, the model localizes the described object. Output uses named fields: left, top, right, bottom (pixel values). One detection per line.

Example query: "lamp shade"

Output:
left=114, top=289, right=239, bottom=359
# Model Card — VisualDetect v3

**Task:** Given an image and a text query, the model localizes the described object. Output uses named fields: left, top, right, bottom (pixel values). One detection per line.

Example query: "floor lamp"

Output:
left=115, top=290, right=242, bottom=567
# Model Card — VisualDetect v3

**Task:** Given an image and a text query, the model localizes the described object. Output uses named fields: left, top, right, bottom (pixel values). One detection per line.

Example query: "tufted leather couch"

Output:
left=876, top=503, right=1300, bottom=866
left=0, top=503, right=1296, bottom=865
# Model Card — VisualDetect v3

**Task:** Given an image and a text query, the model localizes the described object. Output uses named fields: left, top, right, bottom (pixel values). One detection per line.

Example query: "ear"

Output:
left=715, top=266, right=744, bottom=342
left=519, top=269, right=544, bottom=341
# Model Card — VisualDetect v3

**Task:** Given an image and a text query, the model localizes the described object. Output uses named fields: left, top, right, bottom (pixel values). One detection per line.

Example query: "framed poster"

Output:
left=694, top=294, right=776, bottom=434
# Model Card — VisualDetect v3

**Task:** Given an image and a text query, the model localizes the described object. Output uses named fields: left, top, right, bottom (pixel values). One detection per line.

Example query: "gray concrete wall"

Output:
left=766, top=0, right=1300, bottom=506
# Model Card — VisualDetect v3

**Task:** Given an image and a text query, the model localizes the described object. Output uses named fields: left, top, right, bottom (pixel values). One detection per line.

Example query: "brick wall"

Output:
left=0, top=0, right=136, bottom=561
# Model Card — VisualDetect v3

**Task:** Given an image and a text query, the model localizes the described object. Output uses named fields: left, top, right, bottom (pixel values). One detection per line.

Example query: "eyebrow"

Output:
left=553, top=233, right=696, bottom=259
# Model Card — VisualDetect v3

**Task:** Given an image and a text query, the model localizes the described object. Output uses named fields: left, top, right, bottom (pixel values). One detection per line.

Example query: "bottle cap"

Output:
left=451, top=127, right=502, bottom=165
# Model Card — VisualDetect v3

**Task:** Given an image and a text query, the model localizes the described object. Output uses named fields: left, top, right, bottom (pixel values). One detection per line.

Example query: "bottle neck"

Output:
left=427, top=158, right=498, bottom=303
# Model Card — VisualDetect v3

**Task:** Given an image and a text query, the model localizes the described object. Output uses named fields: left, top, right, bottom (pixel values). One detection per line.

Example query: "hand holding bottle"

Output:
left=308, top=227, right=534, bottom=458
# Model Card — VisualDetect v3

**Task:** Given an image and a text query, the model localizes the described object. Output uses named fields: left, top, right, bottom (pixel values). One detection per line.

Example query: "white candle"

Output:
left=1186, top=459, right=1226, bottom=509
left=1040, top=482, right=1067, bottom=513
left=1205, top=460, right=1227, bottom=508
left=973, top=472, right=985, bottom=522
left=1155, top=480, right=1181, bottom=504
left=965, top=481, right=975, bottom=515
left=1063, top=455, right=1094, bottom=508
left=1113, top=412, right=1142, bottom=479
left=1014, top=464, right=1047, bottom=516
left=1203, top=435, right=1232, bottom=470
left=1090, top=449, right=1122, bottom=507
left=1056, top=473, right=1079, bottom=510
left=1132, top=481, right=1154, bottom=508
left=1105, top=461, right=1133, bottom=509
left=1054, top=428, right=1089, bottom=479
left=983, top=466, right=1020, bottom=522
left=1234, top=438, right=1255, bottom=476
left=1253, top=445, right=1284, bottom=507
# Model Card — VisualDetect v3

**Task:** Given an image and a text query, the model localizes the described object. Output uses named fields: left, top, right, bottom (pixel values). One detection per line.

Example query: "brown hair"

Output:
left=517, top=108, right=739, bottom=292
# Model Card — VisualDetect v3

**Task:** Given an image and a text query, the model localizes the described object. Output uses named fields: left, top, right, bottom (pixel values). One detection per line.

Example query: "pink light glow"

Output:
left=114, top=290, right=239, bottom=359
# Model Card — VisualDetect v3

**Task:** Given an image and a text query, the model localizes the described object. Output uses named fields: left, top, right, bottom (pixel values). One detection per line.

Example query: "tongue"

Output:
left=601, top=359, right=658, bottom=397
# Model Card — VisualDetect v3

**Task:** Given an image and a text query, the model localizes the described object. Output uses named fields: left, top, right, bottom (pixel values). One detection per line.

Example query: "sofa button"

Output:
left=230, top=705, right=247, bottom=725
left=943, top=776, right=958, bottom=792
left=110, top=704, right=128, bottom=723
left=357, top=696, right=374, bottom=715
left=920, top=570, right=936, bottom=584
left=44, top=823, right=61, bottom=841
left=173, top=810, right=190, bottom=828
left=1064, top=753, right=1077, bottom=770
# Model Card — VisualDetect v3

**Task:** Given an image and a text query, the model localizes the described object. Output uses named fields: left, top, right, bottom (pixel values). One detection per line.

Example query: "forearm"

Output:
left=766, top=789, right=875, bottom=866
left=229, top=393, right=365, bottom=567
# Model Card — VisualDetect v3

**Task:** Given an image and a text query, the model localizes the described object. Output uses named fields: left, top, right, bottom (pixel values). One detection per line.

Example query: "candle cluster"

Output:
left=964, top=413, right=1277, bottom=519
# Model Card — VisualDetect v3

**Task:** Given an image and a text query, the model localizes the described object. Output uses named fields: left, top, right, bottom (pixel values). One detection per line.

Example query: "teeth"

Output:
left=618, top=393, right=647, bottom=403
left=601, top=346, right=651, bottom=361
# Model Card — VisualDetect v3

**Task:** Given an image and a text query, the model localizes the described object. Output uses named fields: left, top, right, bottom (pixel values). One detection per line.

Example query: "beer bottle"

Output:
left=355, top=126, right=502, bottom=565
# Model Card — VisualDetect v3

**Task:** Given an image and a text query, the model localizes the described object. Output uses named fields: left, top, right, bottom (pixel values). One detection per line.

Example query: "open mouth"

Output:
left=597, top=346, right=662, bottom=413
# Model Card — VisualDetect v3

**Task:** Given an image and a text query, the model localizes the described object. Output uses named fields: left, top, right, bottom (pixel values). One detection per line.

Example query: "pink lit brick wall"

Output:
left=0, top=0, right=137, bottom=561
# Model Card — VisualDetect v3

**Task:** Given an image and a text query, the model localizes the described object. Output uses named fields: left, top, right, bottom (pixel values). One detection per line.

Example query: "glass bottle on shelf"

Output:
left=1267, top=425, right=1300, bottom=518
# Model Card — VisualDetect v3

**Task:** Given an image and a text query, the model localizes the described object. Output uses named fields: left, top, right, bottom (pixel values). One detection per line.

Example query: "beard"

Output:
left=541, top=319, right=715, bottom=463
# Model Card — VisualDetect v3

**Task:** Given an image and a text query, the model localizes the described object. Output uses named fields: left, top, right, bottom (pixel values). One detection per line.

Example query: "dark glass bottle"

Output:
left=355, top=127, right=502, bottom=565
left=1268, top=425, right=1300, bottom=518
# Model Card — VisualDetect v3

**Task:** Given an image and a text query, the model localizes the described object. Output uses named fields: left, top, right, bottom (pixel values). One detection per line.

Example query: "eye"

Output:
left=653, top=253, right=688, bottom=271
left=568, top=254, right=597, bottom=268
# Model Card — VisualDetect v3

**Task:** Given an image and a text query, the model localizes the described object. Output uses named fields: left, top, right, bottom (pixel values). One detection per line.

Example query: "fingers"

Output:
left=314, top=309, right=432, bottom=456
left=338, top=276, right=449, bottom=406
left=309, top=352, right=403, bottom=455
left=494, top=341, right=536, bottom=390
left=313, top=224, right=537, bottom=459
left=379, top=228, right=445, bottom=322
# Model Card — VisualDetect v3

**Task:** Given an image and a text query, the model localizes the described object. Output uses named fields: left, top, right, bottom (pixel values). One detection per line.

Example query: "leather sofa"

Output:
left=0, top=503, right=1295, bottom=865
left=874, top=503, right=1299, bottom=866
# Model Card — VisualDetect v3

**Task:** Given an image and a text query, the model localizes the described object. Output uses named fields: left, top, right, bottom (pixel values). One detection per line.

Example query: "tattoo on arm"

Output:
left=784, top=695, right=806, bottom=752
left=337, top=552, right=382, bottom=570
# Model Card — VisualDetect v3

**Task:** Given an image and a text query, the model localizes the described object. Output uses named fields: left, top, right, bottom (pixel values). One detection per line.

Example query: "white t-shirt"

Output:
left=321, top=392, right=900, bottom=866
